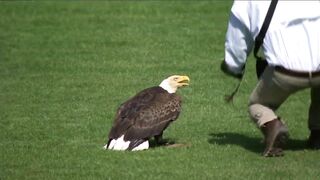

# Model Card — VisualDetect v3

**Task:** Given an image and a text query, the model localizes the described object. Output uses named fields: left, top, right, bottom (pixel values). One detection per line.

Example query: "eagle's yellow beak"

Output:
left=177, top=75, right=190, bottom=86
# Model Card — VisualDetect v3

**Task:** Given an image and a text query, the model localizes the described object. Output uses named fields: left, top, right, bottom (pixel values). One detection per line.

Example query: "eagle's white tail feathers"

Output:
left=104, top=135, right=149, bottom=151
left=108, top=135, right=130, bottom=150
left=103, top=143, right=109, bottom=150
left=106, top=139, right=117, bottom=149
left=132, top=140, right=149, bottom=151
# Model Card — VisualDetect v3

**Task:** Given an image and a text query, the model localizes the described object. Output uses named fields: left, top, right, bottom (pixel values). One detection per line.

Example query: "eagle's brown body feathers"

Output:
left=104, top=75, right=189, bottom=151
left=107, top=86, right=182, bottom=150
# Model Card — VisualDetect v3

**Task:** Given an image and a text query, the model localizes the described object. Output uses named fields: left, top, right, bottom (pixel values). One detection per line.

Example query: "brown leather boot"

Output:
left=260, top=118, right=289, bottom=157
left=307, top=130, right=320, bottom=149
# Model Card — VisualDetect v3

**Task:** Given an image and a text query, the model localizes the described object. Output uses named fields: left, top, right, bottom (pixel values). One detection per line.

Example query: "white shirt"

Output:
left=225, top=1, right=320, bottom=73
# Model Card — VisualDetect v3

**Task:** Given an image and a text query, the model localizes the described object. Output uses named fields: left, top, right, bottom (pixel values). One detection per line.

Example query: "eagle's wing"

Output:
left=124, top=91, right=181, bottom=141
left=108, top=86, right=182, bottom=141
left=107, top=88, right=153, bottom=140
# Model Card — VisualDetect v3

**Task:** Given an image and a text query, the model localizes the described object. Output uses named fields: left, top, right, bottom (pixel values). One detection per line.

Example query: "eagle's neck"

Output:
left=159, top=80, right=177, bottom=94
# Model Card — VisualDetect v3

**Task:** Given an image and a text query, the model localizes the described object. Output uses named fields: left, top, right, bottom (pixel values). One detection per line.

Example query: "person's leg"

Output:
left=309, top=86, right=320, bottom=130
left=248, top=66, right=309, bottom=156
left=249, top=66, right=296, bottom=126
left=308, top=86, right=320, bottom=149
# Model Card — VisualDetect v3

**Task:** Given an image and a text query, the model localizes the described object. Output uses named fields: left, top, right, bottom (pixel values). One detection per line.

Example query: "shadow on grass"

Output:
left=208, top=132, right=307, bottom=153
left=149, top=138, right=176, bottom=148
left=149, top=138, right=191, bottom=149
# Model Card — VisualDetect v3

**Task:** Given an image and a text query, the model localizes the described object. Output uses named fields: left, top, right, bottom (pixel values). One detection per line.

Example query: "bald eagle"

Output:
left=103, top=75, right=190, bottom=151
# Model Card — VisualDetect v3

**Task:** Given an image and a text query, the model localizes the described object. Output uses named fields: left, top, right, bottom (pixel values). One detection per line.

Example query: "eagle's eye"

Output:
left=173, top=77, right=179, bottom=81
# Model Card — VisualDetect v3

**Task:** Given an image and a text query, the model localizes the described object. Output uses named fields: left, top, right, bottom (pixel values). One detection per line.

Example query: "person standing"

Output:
left=221, top=1, right=320, bottom=157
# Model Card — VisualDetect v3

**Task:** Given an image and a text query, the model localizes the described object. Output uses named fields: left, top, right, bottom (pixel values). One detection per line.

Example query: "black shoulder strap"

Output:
left=253, top=0, right=278, bottom=60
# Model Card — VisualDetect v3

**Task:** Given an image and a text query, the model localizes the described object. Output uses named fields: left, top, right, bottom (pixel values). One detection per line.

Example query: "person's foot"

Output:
left=260, top=118, right=289, bottom=157
left=307, top=130, right=320, bottom=149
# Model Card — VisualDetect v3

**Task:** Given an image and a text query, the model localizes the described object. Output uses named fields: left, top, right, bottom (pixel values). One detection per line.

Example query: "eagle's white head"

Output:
left=159, top=75, right=190, bottom=93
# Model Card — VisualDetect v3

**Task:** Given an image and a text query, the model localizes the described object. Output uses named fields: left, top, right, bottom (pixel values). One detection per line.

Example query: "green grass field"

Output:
left=1, top=1, right=320, bottom=179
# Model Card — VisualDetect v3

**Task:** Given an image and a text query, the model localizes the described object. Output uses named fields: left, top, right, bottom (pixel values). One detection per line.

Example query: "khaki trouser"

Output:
left=249, top=66, right=320, bottom=130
